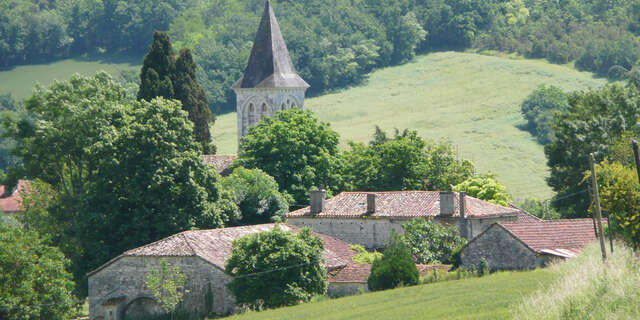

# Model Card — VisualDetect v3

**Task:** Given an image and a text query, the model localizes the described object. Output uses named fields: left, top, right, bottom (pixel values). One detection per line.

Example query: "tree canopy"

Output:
left=342, top=128, right=475, bottom=192
left=4, top=72, right=237, bottom=296
left=225, top=225, right=327, bottom=308
left=222, top=167, right=292, bottom=225
left=0, top=224, right=75, bottom=320
left=367, top=232, right=419, bottom=291
left=453, top=173, right=511, bottom=206
left=238, top=109, right=342, bottom=206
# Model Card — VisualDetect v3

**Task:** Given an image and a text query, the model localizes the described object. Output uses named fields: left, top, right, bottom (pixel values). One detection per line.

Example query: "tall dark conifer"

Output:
left=174, top=49, right=216, bottom=153
left=138, top=32, right=176, bottom=101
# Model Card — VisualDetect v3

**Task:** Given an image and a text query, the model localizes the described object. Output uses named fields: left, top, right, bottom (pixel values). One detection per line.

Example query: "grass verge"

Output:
left=223, top=268, right=556, bottom=320
left=513, top=243, right=640, bottom=319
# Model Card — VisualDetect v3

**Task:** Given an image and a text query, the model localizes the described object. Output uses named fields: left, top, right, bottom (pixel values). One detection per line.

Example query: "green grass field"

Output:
left=224, top=269, right=556, bottom=320
left=213, top=51, right=606, bottom=199
left=0, top=55, right=140, bottom=100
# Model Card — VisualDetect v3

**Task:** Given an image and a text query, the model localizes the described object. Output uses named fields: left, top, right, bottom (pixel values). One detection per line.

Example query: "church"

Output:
left=231, top=0, right=309, bottom=144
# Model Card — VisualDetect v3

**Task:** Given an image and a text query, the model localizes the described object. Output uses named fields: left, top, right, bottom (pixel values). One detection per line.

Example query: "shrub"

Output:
left=350, top=244, right=383, bottom=264
left=477, top=258, right=490, bottom=276
left=401, top=218, right=466, bottom=264
left=367, top=232, right=419, bottom=291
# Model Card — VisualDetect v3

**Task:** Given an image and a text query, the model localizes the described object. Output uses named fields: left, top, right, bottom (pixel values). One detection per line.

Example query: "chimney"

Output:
left=367, top=193, right=376, bottom=214
left=459, top=192, right=468, bottom=239
left=439, top=191, right=454, bottom=216
left=310, top=189, right=325, bottom=214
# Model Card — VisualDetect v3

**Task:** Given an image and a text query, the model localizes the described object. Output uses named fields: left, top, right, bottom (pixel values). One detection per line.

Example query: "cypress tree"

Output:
left=174, top=49, right=216, bottom=153
left=138, top=32, right=175, bottom=101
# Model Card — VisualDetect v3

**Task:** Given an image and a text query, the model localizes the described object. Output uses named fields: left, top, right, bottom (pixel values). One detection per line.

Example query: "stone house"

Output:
left=286, top=190, right=537, bottom=249
left=460, top=219, right=599, bottom=270
left=88, top=223, right=355, bottom=320
left=327, top=264, right=451, bottom=297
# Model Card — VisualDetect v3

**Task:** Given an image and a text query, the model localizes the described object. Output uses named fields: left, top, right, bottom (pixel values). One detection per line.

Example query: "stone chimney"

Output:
left=310, top=189, right=325, bottom=214
left=440, top=191, right=455, bottom=216
left=366, top=193, right=376, bottom=214
left=459, top=192, right=468, bottom=239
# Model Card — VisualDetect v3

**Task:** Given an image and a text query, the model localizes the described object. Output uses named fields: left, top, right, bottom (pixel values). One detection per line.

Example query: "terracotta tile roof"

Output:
left=287, top=191, right=519, bottom=219
left=0, top=180, right=30, bottom=213
left=328, top=264, right=451, bottom=283
left=88, top=223, right=355, bottom=276
left=201, top=155, right=237, bottom=176
left=498, top=219, right=599, bottom=257
left=508, top=204, right=543, bottom=223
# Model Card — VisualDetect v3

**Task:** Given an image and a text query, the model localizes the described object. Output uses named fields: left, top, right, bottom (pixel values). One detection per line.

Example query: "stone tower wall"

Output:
left=234, top=87, right=306, bottom=145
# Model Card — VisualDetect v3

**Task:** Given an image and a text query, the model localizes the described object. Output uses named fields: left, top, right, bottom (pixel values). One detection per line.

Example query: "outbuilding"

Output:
left=460, top=219, right=599, bottom=270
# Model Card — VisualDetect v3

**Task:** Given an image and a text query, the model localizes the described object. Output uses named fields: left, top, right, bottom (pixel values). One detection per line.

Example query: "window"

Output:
left=248, top=103, right=255, bottom=125
left=261, top=103, right=267, bottom=112
left=281, top=103, right=286, bottom=110
left=291, top=103, right=296, bottom=109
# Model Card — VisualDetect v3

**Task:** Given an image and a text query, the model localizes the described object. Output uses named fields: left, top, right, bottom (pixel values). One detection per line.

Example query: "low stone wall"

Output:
left=327, top=282, right=368, bottom=297
left=88, top=256, right=234, bottom=320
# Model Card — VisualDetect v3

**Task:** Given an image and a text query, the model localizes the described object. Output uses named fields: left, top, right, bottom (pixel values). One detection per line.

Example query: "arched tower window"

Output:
left=261, top=103, right=268, bottom=120
left=291, top=103, right=296, bottom=109
left=281, top=103, right=286, bottom=111
left=248, top=103, right=255, bottom=126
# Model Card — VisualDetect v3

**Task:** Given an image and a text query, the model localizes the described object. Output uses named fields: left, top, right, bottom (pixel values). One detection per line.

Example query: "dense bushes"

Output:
left=401, top=218, right=466, bottom=264
left=367, top=233, right=419, bottom=291
left=520, top=85, right=569, bottom=145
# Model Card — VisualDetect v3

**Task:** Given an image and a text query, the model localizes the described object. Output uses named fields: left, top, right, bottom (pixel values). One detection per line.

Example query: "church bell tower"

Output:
left=232, top=0, right=310, bottom=146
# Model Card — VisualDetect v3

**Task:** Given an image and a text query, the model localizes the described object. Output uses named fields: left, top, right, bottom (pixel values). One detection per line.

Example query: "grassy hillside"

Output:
left=224, top=269, right=556, bottom=320
left=0, top=55, right=140, bottom=100
left=213, top=52, right=606, bottom=199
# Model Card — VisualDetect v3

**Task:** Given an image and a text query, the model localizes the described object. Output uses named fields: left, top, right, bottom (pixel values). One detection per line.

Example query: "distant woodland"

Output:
left=2, top=0, right=640, bottom=113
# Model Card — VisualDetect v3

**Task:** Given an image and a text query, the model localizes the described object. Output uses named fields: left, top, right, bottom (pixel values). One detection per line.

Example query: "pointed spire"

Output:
left=233, top=0, right=309, bottom=89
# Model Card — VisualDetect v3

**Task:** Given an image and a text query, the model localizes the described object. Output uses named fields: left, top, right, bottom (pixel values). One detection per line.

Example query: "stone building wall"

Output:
left=327, top=282, right=368, bottom=297
left=288, top=216, right=511, bottom=249
left=88, top=256, right=234, bottom=320
left=460, top=225, right=542, bottom=270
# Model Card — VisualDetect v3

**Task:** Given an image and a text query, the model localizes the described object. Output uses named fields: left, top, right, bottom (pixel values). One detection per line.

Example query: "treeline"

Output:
left=4, top=0, right=640, bottom=114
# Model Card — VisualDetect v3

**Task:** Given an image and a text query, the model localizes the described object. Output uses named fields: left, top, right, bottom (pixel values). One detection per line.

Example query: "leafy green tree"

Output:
left=545, top=84, right=640, bottom=217
left=138, top=31, right=176, bottom=102
left=4, top=73, right=238, bottom=296
left=521, top=85, right=569, bottom=145
left=453, top=173, right=511, bottom=206
left=367, top=232, right=419, bottom=291
left=515, top=198, right=560, bottom=219
left=174, top=48, right=215, bottom=153
left=0, top=224, right=75, bottom=320
left=225, top=225, right=327, bottom=308
left=350, top=244, right=383, bottom=264
left=342, top=128, right=474, bottom=192
left=238, top=109, right=342, bottom=206
left=146, top=260, right=188, bottom=317
left=401, top=218, right=466, bottom=264
left=222, top=167, right=292, bottom=226
left=584, top=160, right=640, bottom=249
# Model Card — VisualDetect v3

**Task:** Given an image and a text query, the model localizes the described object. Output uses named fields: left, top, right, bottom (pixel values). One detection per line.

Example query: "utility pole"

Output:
left=632, top=140, right=640, bottom=184
left=589, top=153, right=607, bottom=261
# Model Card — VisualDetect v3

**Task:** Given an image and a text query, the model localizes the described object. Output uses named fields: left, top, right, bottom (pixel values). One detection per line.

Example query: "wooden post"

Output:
left=607, top=212, right=614, bottom=254
left=589, top=153, right=608, bottom=261
left=632, top=140, right=640, bottom=184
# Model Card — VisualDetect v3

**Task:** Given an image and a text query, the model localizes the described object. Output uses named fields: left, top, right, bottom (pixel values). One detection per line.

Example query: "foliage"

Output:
left=477, top=258, right=490, bottom=276
left=238, top=109, right=342, bottom=206
left=514, top=243, right=640, bottom=319
left=138, top=32, right=176, bottom=101
left=5, top=73, right=237, bottom=296
left=520, top=85, right=569, bottom=145
left=138, top=33, right=214, bottom=152
left=349, top=244, right=383, bottom=264
left=222, top=167, right=292, bottom=225
left=367, top=232, right=419, bottom=291
left=401, top=218, right=466, bottom=264
left=545, top=83, right=640, bottom=218
left=0, top=224, right=75, bottom=320
left=515, top=198, right=560, bottom=220
left=452, top=173, right=511, bottom=206
left=146, top=260, right=188, bottom=315
left=342, top=127, right=475, bottom=192
left=174, top=48, right=215, bottom=153
left=584, top=160, right=640, bottom=249
left=225, top=225, right=327, bottom=308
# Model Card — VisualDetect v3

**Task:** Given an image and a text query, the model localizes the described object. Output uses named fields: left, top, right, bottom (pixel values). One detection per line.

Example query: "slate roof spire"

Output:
left=232, top=0, right=309, bottom=89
